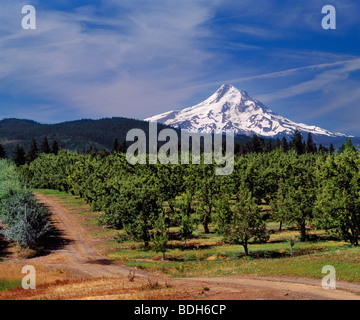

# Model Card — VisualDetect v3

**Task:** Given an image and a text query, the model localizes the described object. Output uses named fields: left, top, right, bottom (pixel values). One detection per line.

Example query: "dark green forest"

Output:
left=0, top=117, right=180, bottom=156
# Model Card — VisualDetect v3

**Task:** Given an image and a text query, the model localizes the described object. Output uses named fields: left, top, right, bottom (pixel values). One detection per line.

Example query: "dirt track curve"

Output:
left=31, top=192, right=150, bottom=279
left=3, top=192, right=359, bottom=300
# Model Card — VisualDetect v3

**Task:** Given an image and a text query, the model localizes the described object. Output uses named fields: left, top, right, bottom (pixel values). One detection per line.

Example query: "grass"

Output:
left=0, top=263, right=68, bottom=292
left=0, top=279, right=21, bottom=291
left=34, top=189, right=360, bottom=284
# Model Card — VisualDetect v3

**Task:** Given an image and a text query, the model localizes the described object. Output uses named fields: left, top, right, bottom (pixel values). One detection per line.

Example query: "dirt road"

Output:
left=1, top=193, right=359, bottom=300
left=29, top=192, right=150, bottom=279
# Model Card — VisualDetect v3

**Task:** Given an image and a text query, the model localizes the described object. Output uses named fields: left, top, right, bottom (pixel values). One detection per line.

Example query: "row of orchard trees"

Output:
left=19, top=147, right=360, bottom=256
left=0, top=160, right=52, bottom=249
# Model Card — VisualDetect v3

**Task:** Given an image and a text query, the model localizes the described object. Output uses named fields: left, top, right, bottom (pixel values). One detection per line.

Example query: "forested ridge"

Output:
left=2, top=117, right=354, bottom=161
left=0, top=117, right=181, bottom=155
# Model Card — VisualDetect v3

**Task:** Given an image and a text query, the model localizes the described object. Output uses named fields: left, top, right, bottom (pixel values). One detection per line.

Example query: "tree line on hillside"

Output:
left=17, top=130, right=360, bottom=257
left=1, top=137, right=60, bottom=167
left=235, top=131, right=337, bottom=155
left=3, top=129, right=354, bottom=167
left=0, top=117, right=176, bottom=155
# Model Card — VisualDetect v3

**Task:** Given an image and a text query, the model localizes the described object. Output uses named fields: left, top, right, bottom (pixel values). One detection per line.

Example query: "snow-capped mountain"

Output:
left=145, top=84, right=351, bottom=139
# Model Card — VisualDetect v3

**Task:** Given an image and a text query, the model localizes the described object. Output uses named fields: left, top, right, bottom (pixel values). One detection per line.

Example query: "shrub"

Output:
left=0, top=160, right=52, bottom=250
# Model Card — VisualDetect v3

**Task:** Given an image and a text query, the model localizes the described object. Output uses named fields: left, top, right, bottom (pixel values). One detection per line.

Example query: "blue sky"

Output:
left=1, top=0, right=360, bottom=136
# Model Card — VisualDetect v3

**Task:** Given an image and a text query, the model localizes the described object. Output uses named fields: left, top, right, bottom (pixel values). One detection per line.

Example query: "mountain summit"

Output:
left=145, top=84, right=350, bottom=138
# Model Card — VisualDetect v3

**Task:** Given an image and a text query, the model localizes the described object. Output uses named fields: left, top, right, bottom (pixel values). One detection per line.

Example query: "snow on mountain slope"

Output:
left=145, top=84, right=350, bottom=138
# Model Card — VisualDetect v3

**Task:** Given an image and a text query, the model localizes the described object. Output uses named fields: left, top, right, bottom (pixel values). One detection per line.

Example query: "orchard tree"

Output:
left=315, top=151, right=360, bottom=245
left=233, top=153, right=267, bottom=205
left=222, top=188, right=268, bottom=256
left=114, top=174, right=162, bottom=247
left=271, top=153, right=317, bottom=241
left=195, top=164, right=220, bottom=234
left=155, top=163, right=184, bottom=216
left=179, top=214, right=196, bottom=247
left=152, top=212, right=168, bottom=260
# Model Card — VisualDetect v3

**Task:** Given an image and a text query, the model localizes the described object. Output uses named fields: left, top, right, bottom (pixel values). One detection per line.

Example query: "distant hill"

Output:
left=0, top=117, right=170, bottom=155
left=0, top=117, right=252, bottom=157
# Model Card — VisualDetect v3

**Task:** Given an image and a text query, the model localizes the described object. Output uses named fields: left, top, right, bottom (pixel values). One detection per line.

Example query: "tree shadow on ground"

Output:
left=0, top=235, right=14, bottom=259
left=34, top=221, right=73, bottom=257
left=236, top=247, right=327, bottom=259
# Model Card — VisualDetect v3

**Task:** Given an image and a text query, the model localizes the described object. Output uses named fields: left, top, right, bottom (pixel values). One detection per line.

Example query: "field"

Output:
left=35, top=189, right=360, bottom=282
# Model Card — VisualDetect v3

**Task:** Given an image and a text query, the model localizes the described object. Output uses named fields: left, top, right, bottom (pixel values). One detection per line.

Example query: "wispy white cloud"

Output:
left=257, top=58, right=360, bottom=103
left=179, top=58, right=359, bottom=92
left=0, top=0, right=220, bottom=120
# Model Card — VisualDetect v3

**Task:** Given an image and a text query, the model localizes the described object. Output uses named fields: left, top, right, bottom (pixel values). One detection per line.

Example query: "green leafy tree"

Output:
left=214, top=192, right=232, bottom=235
left=233, top=153, right=267, bottom=205
left=113, top=174, right=162, bottom=247
left=152, top=212, right=168, bottom=260
left=195, top=165, right=220, bottom=234
left=179, top=214, right=196, bottom=247
left=315, top=151, right=360, bottom=245
left=222, top=189, right=268, bottom=256
left=155, top=164, right=184, bottom=216
left=271, top=153, right=317, bottom=241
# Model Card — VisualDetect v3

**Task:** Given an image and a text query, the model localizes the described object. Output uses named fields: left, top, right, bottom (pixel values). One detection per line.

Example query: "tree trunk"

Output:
left=203, top=209, right=211, bottom=234
left=162, top=252, right=165, bottom=260
left=243, top=236, right=249, bottom=256
left=203, top=219, right=210, bottom=234
left=299, top=218, right=307, bottom=242
left=243, top=243, right=249, bottom=256
left=143, top=230, right=150, bottom=248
